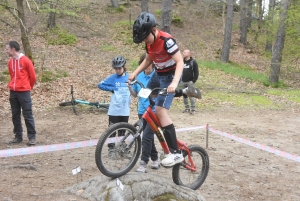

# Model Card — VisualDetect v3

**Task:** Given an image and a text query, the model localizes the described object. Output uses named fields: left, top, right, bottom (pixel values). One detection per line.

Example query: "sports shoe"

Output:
left=136, top=161, right=147, bottom=173
left=182, top=108, right=190, bottom=113
left=184, top=85, right=202, bottom=99
left=9, top=138, right=23, bottom=144
left=26, top=138, right=36, bottom=146
left=151, top=159, right=160, bottom=169
left=190, top=110, right=195, bottom=115
left=161, top=152, right=184, bottom=167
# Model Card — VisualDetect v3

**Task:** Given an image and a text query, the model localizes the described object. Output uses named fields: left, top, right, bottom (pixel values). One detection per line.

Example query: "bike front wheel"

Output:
left=172, top=145, right=209, bottom=190
left=95, top=122, right=141, bottom=178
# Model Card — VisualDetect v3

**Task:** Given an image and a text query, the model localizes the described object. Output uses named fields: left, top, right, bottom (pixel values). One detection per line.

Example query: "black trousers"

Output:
left=107, top=115, right=129, bottom=149
left=138, top=114, right=159, bottom=164
left=9, top=91, right=36, bottom=140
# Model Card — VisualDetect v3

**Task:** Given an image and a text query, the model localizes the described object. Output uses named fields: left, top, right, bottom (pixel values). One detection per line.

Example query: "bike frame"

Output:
left=134, top=82, right=196, bottom=171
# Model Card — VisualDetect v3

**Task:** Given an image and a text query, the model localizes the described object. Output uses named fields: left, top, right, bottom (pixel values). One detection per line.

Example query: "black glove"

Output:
left=111, top=90, right=114, bottom=93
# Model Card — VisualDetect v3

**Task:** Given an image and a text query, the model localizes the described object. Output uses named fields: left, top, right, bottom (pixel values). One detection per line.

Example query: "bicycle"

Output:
left=59, top=85, right=110, bottom=115
left=95, top=80, right=209, bottom=190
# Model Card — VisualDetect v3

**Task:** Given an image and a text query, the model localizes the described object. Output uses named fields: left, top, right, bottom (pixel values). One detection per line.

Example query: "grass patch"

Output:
left=267, top=89, right=300, bottom=103
left=113, top=20, right=135, bottom=45
left=200, top=60, right=284, bottom=87
left=206, top=92, right=272, bottom=107
left=101, top=43, right=116, bottom=52
left=45, top=27, right=77, bottom=45
left=39, top=68, right=68, bottom=82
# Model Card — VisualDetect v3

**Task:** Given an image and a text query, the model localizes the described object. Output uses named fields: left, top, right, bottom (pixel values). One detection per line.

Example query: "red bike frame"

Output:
left=142, top=106, right=196, bottom=171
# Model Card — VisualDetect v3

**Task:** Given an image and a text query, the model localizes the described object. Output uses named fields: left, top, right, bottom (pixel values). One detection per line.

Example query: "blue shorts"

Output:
left=147, top=72, right=176, bottom=110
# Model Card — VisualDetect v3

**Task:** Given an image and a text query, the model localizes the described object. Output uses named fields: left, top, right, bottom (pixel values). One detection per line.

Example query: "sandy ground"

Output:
left=1, top=105, right=300, bottom=201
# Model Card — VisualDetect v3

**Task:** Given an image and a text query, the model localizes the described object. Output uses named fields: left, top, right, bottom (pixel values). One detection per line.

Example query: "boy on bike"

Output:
left=128, top=12, right=201, bottom=167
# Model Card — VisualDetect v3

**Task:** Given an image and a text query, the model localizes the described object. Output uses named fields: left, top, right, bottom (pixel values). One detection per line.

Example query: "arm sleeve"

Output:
left=192, top=60, right=199, bottom=83
left=98, top=76, right=115, bottom=92
left=27, top=58, right=36, bottom=89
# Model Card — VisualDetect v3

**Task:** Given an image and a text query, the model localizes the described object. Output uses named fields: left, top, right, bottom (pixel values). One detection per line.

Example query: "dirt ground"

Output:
left=1, top=104, right=300, bottom=201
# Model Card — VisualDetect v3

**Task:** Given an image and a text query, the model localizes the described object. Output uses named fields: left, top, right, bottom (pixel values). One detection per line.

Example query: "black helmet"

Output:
left=112, top=56, right=126, bottom=68
left=133, top=12, right=157, bottom=44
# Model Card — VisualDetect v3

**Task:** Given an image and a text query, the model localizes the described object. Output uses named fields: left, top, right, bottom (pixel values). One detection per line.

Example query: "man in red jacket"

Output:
left=5, top=41, right=37, bottom=146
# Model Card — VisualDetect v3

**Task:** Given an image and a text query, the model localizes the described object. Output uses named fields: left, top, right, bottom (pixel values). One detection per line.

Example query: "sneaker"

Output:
left=161, top=152, right=184, bottom=167
left=136, top=161, right=147, bottom=173
left=190, top=110, right=195, bottom=115
left=26, top=138, right=36, bottom=146
left=184, top=85, right=202, bottom=99
left=182, top=109, right=190, bottom=113
left=9, top=138, right=23, bottom=144
left=151, top=159, right=160, bottom=169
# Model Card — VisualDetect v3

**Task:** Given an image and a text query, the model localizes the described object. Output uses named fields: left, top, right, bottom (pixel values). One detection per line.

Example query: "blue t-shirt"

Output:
left=98, top=73, right=131, bottom=116
left=132, top=70, right=156, bottom=115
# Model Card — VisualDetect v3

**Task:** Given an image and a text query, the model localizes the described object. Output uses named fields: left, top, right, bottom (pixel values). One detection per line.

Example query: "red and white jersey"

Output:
left=146, top=30, right=179, bottom=75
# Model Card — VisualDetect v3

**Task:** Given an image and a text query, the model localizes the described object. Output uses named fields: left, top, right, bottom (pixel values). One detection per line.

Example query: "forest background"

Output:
left=0, top=0, right=300, bottom=200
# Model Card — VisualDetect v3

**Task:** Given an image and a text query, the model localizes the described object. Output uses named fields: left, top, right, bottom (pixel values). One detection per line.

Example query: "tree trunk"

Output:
left=222, top=0, right=226, bottom=34
left=257, top=0, right=263, bottom=30
left=246, top=0, right=253, bottom=29
left=269, top=0, right=289, bottom=84
left=47, top=3, right=56, bottom=29
left=141, top=0, right=148, bottom=12
left=221, top=0, right=234, bottom=63
left=16, top=0, right=34, bottom=63
left=265, top=0, right=275, bottom=52
left=111, top=0, right=118, bottom=8
left=239, top=0, right=247, bottom=45
left=161, top=0, right=172, bottom=34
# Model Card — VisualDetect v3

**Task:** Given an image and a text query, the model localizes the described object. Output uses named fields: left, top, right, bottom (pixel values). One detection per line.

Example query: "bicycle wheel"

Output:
left=95, top=122, right=141, bottom=178
left=172, top=145, right=209, bottom=190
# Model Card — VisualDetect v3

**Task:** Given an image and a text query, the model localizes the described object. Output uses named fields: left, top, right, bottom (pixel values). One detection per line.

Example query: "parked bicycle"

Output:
left=95, top=80, right=209, bottom=190
left=59, top=85, right=110, bottom=115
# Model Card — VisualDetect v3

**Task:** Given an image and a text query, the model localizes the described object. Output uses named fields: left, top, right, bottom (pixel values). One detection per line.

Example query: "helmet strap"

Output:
left=151, top=31, right=156, bottom=42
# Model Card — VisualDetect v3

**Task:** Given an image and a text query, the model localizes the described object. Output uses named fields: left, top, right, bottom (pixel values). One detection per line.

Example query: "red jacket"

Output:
left=8, top=53, right=36, bottom=91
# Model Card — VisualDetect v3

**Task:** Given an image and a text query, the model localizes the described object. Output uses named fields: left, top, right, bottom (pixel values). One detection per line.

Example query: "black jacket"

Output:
left=182, top=57, right=199, bottom=83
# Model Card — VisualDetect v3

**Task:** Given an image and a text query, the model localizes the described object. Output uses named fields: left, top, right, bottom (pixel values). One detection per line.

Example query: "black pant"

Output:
left=138, top=114, right=159, bottom=164
left=108, top=115, right=129, bottom=149
left=9, top=91, right=36, bottom=140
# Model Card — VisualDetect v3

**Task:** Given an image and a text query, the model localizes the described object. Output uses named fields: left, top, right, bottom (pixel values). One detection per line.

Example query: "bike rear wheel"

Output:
left=95, top=122, right=141, bottom=178
left=172, top=145, right=209, bottom=190
left=59, top=101, right=78, bottom=114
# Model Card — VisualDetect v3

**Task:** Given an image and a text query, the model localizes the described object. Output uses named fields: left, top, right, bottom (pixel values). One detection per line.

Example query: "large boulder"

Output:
left=66, top=172, right=205, bottom=201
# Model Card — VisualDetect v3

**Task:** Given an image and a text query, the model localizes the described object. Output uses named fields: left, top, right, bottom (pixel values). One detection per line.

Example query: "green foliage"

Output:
left=113, top=20, right=135, bottom=45
left=101, top=43, right=116, bottom=52
left=201, top=61, right=273, bottom=86
left=267, top=89, right=300, bottom=103
left=39, top=68, right=68, bottom=83
left=155, top=10, right=162, bottom=16
left=2, top=70, right=9, bottom=75
left=152, top=193, right=187, bottom=201
left=35, top=0, right=84, bottom=17
left=114, top=6, right=126, bottom=13
left=0, top=70, right=10, bottom=83
left=205, top=92, right=273, bottom=107
left=172, top=14, right=183, bottom=27
left=45, top=27, right=77, bottom=45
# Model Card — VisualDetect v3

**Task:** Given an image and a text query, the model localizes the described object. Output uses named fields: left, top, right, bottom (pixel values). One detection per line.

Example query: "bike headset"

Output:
left=112, top=56, right=126, bottom=76
left=133, top=12, right=157, bottom=44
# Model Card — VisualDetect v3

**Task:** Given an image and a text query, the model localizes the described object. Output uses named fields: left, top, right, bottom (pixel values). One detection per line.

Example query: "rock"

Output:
left=66, top=172, right=205, bottom=201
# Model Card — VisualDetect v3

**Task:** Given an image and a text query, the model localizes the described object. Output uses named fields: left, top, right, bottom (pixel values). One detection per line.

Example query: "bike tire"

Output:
left=172, top=145, right=209, bottom=190
left=59, top=101, right=79, bottom=106
left=95, top=122, right=141, bottom=178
